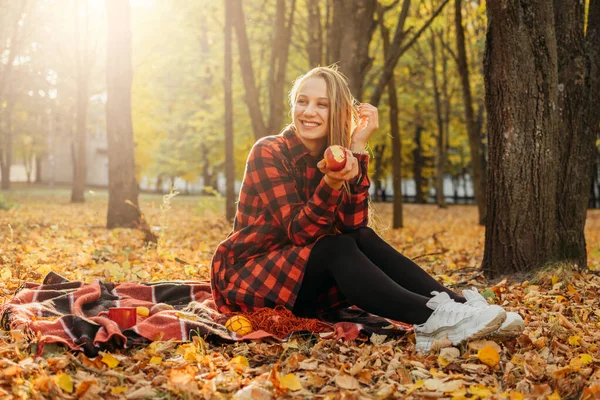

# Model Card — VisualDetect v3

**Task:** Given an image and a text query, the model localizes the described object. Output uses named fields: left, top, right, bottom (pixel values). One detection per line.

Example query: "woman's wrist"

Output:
left=324, top=175, right=344, bottom=190
left=350, top=141, right=367, bottom=154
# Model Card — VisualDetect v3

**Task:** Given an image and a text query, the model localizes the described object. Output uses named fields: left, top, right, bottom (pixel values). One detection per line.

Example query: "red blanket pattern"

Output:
left=0, top=272, right=412, bottom=357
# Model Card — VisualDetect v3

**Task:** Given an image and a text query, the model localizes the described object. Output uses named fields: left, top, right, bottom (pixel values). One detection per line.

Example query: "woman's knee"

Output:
left=347, top=226, right=377, bottom=243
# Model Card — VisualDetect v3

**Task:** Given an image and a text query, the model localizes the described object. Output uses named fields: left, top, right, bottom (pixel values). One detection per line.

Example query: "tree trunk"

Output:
left=306, top=0, right=323, bottom=68
left=105, top=0, right=141, bottom=229
left=0, top=101, right=15, bottom=191
left=553, top=0, right=592, bottom=266
left=377, top=8, right=404, bottom=227
left=412, top=108, right=425, bottom=204
left=455, top=0, right=486, bottom=225
left=483, top=0, right=562, bottom=277
left=328, top=0, right=377, bottom=99
left=231, top=0, right=295, bottom=140
left=371, top=144, right=385, bottom=202
left=267, top=0, right=296, bottom=136
left=35, top=153, right=42, bottom=183
left=71, top=0, right=90, bottom=203
left=430, top=31, right=447, bottom=208
left=224, top=0, right=236, bottom=221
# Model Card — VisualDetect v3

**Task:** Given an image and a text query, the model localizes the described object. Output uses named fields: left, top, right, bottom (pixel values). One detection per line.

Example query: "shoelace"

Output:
left=435, top=300, right=473, bottom=326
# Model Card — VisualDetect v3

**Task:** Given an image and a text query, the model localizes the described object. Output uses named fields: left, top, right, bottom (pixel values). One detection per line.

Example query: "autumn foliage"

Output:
left=0, top=189, right=599, bottom=398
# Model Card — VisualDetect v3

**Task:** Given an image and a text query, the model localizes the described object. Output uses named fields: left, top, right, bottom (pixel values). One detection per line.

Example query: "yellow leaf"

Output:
left=552, top=275, right=560, bottom=285
left=580, top=354, right=593, bottom=365
left=438, top=355, right=452, bottom=368
left=230, top=355, right=249, bottom=368
left=509, top=392, right=525, bottom=400
left=570, top=357, right=583, bottom=371
left=54, top=373, right=73, bottom=393
left=0, top=268, right=11, bottom=280
left=469, top=384, right=493, bottom=397
left=555, top=295, right=567, bottom=303
left=279, top=373, right=303, bottom=391
left=101, top=352, right=120, bottom=368
left=567, top=284, right=577, bottom=294
left=547, top=390, right=562, bottom=400
left=136, top=306, right=150, bottom=317
left=149, top=356, right=162, bottom=365
left=111, top=386, right=127, bottom=395
left=477, top=345, right=500, bottom=368
left=568, top=335, right=581, bottom=346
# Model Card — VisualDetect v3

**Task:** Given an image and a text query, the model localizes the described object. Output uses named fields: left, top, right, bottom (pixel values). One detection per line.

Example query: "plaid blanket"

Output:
left=0, top=272, right=412, bottom=357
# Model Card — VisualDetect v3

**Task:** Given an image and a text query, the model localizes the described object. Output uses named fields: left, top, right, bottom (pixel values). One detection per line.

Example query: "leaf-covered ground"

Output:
left=1, top=187, right=600, bottom=399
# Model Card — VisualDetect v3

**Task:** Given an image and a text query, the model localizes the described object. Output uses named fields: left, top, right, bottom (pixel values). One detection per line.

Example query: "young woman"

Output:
left=210, top=66, right=523, bottom=352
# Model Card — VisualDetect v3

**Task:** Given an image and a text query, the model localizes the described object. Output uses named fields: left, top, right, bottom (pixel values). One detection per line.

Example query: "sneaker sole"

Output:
left=416, top=306, right=506, bottom=352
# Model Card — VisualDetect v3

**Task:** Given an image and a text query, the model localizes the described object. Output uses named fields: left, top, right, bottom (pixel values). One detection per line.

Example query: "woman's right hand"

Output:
left=317, top=148, right=359, bottom=190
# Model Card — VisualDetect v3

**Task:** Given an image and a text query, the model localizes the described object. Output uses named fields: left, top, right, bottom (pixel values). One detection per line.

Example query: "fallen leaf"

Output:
left=279, top=374, right=302, bottom=391
left=54, top=373, right=73, bottom=393
left=101, top=352, right=120, bottom=368
left=334, top=374, right=360, bottom=390
left=478, top=345, right=500, bottom=368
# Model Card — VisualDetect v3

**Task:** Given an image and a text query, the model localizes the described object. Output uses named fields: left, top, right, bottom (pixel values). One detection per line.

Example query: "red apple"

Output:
left=324, top=145, right=347, bottom=172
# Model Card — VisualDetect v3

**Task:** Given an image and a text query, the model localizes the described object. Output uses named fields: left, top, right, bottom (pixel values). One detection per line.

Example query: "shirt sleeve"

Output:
left=246, top=140, right=344, bottom=246
left=335, top=153, right=370, bottom=233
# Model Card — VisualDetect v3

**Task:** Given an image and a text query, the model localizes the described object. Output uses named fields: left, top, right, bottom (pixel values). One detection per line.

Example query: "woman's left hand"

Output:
left=351, top=103, right=379, bottom=146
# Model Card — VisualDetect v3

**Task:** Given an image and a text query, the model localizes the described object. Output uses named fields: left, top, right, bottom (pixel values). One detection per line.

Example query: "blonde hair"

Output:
left=288, top=65, right=358, bottom=148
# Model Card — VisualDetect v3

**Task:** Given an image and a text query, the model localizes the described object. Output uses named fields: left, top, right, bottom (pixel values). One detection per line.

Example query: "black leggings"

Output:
left=293, top=227, right=465, bottom=324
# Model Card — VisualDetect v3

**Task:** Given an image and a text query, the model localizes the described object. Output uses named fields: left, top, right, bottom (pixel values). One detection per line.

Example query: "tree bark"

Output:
left=430, top=31, right=447, bottom=208
left=105, top=0, right=141, bottom=229
left=231, top=0, right=296, bottom=140
left=328, top=0, right=377, bottom=99
left=224, top=0, right=236, bottom=221
left=412, top=108, right=425, bottom=204
left=483, top=0, right=562, bottom=277
left=267, top=0, right=296, bottom=137
left=71, top=0, right=90, bottom=203
left=306, top=0, right=323, bottom=68
left=455, top=0, right=486, bottom=225
left=35, top=153, right=42, bottom=183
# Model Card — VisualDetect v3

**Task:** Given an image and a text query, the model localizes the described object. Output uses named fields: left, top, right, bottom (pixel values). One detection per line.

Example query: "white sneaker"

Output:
left=414, top=291, right=506, bottom=353
left=462, top=287, right=525, bottom=337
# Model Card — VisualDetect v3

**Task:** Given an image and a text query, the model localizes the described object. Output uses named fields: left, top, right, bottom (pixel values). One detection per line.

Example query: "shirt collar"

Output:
left=284, top=127, right=315, bottom=164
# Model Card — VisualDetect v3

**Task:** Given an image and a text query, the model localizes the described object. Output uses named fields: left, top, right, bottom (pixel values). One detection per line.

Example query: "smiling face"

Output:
left=292, top=77, right=329, bottom=155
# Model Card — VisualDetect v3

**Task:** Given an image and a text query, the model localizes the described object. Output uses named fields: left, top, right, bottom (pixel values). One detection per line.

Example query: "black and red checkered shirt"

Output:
left=210, top=128, right=370, bottom=313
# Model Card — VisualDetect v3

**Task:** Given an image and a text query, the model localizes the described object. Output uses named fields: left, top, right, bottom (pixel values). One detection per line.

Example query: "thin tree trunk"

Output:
left=430, top=31, right=446, bottom=208
left=224, top=0, right=236, bottom=221
left=483, top=0, right=561, bottom=277
left=455, top=0, right=486, bottom=225
left=371, top=144, right=385, bottom=202
left=413, top=107, right=425, bottom=204
left=0, top=101, right=15, bottom=191
left=105, top=0, right=141, bottom=229
left=35, top=153, right=42, bottom=183
left=72, top=0, right=89, bottom=203
left=377, top=7, right=404, bottom=227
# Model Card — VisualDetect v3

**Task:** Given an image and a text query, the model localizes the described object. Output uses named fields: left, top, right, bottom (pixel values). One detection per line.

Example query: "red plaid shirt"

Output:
left=210, top=128, right=370, bottom=313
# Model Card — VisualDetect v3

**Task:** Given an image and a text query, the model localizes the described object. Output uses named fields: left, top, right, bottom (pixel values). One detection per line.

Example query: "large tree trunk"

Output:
left=71, top=0, right=89, bottom=203
left=327, top=0, right=377, bottom=99
left=455, top=0, right=486, bottom=225
left=105, top=0, right=141, bottom=229
left=224, top=0, right=236, bottom=221
left=483, top=0, right=562, bottom=277
left=553, top=0, right=589, bottom=265
left=306, top=0, right=323, bottom=68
